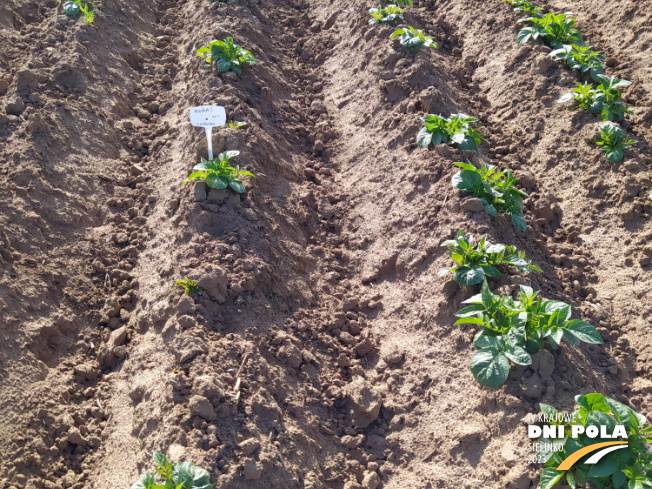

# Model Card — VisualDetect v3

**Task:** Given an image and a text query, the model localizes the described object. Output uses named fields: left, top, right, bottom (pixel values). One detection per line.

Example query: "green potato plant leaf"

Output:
left=417, top=113, right=487, bottom=151
left=595, top=123, right=637, bottom=164
left=196, top=37, right=256, bottom=74
left=455, top=280, right=602, bottom=387
left=470, top=348, right=510, bottom=387
left=536, top=396, right=652, bottom=489
left=540, top=468, right=565, bottom=489
left=439, top=230, right=541, bottom=286
left=451, top=162, right=528, bottom=231
left=131, top=452, right=214, bottom=489
left=390, top=26, right=439, bottom=52
left=369, top=4, right=406, bottom=25
left=183, top=151, right=255, bottom=194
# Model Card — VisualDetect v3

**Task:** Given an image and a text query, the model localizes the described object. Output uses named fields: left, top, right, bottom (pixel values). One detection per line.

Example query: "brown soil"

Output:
left=1, top=0, right=651, bottom=488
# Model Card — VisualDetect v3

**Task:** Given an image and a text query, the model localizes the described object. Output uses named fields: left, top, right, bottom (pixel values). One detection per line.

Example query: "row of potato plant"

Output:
left=134, top=11, right=262, bottom=489
left=365, top=2, right=646, bottom=488
left=503, top=3, right=648, bottom=489
left=505, top=0, right=638, bottom=163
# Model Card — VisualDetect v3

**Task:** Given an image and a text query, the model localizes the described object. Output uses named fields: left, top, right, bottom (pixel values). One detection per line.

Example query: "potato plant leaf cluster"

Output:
left=417, top=113, right=487, bottom=151
left=455, top=281, right=602, bottom=387
left=183, top=151, right=255, bottom=194
left=175, top=277, right=202, bottom=296
left=558, top=75, right=634, bottom=121
left=595, top=123, right=637, bottom=164
left=197, top=38, right=256, bottom=74
left=368, top=5, right=406, bottom=25
left=452, top=162, right=528, bottom=232
left=131, top=452, right=214, bottom=489
left=517, top=12, right=582, bottom=48
left=390, top=26, right=439, bottom=52
left=549, top=43, right=605, bottom=81
left=439, top=231, right=541, bottom=286
left=537, top=395, right=652, bottom=489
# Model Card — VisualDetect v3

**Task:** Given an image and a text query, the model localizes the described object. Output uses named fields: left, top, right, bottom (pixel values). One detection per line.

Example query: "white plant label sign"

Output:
left=189, top=106, right=226, bottom=159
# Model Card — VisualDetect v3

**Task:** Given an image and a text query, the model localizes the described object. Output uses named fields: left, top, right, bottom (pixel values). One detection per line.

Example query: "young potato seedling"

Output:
left=80, top=3, right=94, bottom=23
left=390, top=26, right=439, bottom=52
left=227, top=121, right=247, bottom=129
left=131, top=452, right=214, bottom=489
left=549, top=44, right=605, bottom=81
left=595, top=123, right=637, bottom=164
left=558, top=75, right=633, bottom=121
left=176, top=277, right=202, bottom=296
left=517, top=12, right=582, bottom=48
left=368, top=5, right=406, bottom=25
left=504, top=0, right=543, bottom=17
left=196, top=38, right=256, bottom=74
left=455, top=281, right=602, bottom=387
left=452, top=162, right=528, bottom=232
left=439, top=230, right=541, bottom=286
left=183, top=151, right=255, bottom=194
left=417, top=113, right=487, bottom=151
left=536, top=394, right=652, bottom=489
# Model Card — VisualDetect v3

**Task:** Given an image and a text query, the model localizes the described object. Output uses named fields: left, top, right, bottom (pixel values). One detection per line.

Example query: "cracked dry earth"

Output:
left=0, top=0, right=651, bottom=488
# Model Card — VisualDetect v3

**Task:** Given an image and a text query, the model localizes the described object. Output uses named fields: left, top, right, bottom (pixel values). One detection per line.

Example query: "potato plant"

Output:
left=417, top=113, right=487, bottom=151
left=176, top=277, right=202, bottom=295
left=558, top=75, right=633, bottom=121
left=537, top=394, right=652, bottom=489
left=595, top=123, right=637, bottom=164
left=131, top=452, right=214, bottom=489
left=455, top=281, right=602, bottom=387
left=183, top=151, right=255, bottom=194
left=227, top=121, right=246, bottom=129
left=517, top=12, right=582, bottom=48
left=196, top=38, right=256, bottom=74
left=390, top=26, right=439, bottom=52
left=368, top=5, right=406, bottom=25
left=452, top=162, right=528, bottom=232
left=549, top=44, right=605, bottom=81
left=439, top=230, right=541, bottom=286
